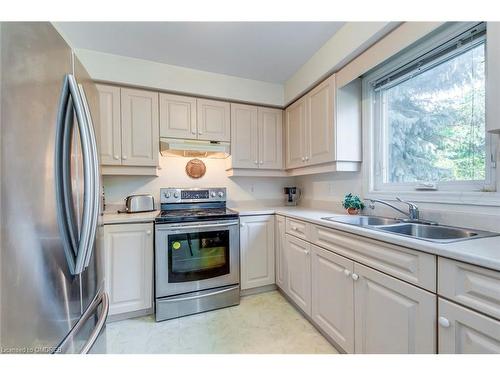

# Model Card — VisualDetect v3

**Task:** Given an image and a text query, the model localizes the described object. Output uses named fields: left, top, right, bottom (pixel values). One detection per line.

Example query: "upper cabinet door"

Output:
left=259, top=107, right=283, bottom=169
left=354, top=263, right=436, bottom=354
left=230, top=103, right=259, bottom=169
left=285, top=97, right=306, bottom=169
left=197, top=98, right=231, bottom=142
left=120, top=88, right=159, bottom=166
left=96, top=84, right=122, bottom=165
left=306, top=75, right=335, bottom=165
left=159, top=93, right=197, bottom=140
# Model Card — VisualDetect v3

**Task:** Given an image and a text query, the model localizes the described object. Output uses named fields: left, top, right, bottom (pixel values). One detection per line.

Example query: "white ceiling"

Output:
left=55, top=22, right=345, bottom=83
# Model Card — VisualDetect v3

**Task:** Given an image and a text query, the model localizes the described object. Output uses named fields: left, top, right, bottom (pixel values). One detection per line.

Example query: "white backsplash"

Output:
left=103, top=156, right=295, bottom=211
left=297, top=172, right=500, bottom=232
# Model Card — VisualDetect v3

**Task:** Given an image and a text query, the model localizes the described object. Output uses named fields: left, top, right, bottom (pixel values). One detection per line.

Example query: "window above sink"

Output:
left=363, top=22, right=500, bottom=206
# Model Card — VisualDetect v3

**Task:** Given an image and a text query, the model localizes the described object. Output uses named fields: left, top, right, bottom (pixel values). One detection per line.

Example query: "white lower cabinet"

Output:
left=353, top=263, right=436, bottom=354
left=311, top=245, right=355, bottom=353
left=103, top=223, right=154, bottom=317
left=240, top=215, right=275, bottom=290
left=275, top=215, right=287, bottom=290
left=285, top=234, right=311, bottom=316
left=438, top=298, right=500, bottom=353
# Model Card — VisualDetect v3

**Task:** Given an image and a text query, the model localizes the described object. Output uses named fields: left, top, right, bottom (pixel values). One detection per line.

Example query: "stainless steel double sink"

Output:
left=321, top=215, right=499, bottom=243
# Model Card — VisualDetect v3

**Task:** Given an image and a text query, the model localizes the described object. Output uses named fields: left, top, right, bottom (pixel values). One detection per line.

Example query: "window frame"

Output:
left=363, top=22, right=499, bottom=206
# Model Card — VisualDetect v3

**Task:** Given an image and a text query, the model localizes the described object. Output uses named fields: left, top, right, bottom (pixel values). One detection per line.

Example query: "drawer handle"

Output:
left=344, top=269, right=351, bottom=277
left=351, top=273, right=359, bottom=281
left=438, top=316, right=450, bottom=328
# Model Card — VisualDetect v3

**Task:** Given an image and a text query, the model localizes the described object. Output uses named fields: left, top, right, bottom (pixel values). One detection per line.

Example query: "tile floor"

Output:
left=104, top=291, right=338, bottom=354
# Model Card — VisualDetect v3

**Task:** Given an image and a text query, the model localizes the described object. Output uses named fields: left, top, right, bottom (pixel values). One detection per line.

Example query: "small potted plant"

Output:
left=342, top=193, right=365, bottom=215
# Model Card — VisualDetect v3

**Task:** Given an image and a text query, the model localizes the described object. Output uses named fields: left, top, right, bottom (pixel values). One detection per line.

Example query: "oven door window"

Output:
left=168, top=230, right=230, bottom=283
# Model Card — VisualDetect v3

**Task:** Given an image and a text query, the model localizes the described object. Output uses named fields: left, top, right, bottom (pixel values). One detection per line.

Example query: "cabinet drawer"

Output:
left=310, top=224, right=436, bottom=291
left=285, top=217, right=310, bottom=240
left=438, top=258, right=500, bottom=320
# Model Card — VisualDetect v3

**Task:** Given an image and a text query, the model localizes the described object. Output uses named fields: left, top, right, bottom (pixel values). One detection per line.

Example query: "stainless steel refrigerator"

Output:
left=0, top=22, right=108, bottom=354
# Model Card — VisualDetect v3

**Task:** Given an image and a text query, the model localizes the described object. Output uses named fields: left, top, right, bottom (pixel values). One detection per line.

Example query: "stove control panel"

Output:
left=161, top=188, right=226, bottom=203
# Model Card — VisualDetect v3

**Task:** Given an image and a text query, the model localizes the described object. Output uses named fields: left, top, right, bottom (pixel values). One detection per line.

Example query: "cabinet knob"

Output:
left=301, top=157, right=305, bottom=162
left=292, top=226, right=297, bottom=231
left=191, top=130, right=196, bottom=135
left=304, top=250, right=310, bottom=255
left=240, top=223, right=245, bottom=227
left=438, top=316, right=450, bottom=328
left=254, top=160, right=259, bottom=165
left=113, top=155, right=120, bottom=160
left=198, top=131, right=203, bottom=135
left=260, top=161, right=263, bottom=165
left=305, top=156, right=309, bottom=161
left=351, top=273, right=359, bottom=281
left=122, top=155, right=128, bottom=160
left=146, top=230, right=152, bottom=235
left=344, top=269, right=351, bottom=277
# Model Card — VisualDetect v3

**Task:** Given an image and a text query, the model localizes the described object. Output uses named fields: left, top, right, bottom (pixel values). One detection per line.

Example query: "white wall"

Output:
left=75, top=49, right=284, bottom=107
left=103, top=156, right=295, bottom=209
left=284, top=22, right=398, bottom=104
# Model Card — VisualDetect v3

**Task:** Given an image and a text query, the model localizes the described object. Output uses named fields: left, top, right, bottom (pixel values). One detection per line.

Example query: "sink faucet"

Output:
left=367, top=197, right=420, bottom=221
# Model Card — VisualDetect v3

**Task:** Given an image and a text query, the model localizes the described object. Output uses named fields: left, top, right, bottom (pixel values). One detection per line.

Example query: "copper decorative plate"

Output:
left=185, top=158, right=206, bottom=179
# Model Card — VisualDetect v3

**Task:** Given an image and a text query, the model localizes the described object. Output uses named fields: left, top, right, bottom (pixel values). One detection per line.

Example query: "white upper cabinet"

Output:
left=285, top=74, right=361, bottom=174
left=159, top=93, right=197, bottom=140
left=487, top=22, right=500, bottom=133
left=240, top=215, right=275, bottom=290
left=197, top=98, right=231, bottom=142
left=230, top=104, right=259, bottom=168
left=258, top=107, right=283, bottom=169
left=96, top=84, right=122, bottom=166
left=96, top=84, right=160, bottom=174
left=229, top=104, right=283, bottom=172
left=285, top=96, right=307, bottom=169
left=306, top=75, right=335, bottom=165
left=353, top=263, right=436, bottom=354
left=121, top=88, right=159, bottom=166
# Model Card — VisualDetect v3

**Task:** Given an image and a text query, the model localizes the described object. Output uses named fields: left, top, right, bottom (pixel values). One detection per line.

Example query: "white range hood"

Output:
left=160, top=138, right=230, bottom=159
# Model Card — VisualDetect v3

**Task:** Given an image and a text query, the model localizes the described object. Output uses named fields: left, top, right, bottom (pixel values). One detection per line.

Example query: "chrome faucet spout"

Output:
left=366, top=197, right=420, bottom=221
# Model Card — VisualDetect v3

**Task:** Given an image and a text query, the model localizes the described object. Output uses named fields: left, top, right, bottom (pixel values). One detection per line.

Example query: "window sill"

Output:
left=366, top=190, right=500, bottom=207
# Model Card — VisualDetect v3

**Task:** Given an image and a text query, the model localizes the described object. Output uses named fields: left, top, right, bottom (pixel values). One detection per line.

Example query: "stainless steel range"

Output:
left=154, top=187, right=240, bottom=321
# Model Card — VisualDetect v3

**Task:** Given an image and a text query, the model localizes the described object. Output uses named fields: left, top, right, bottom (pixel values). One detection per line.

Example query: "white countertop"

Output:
left=229, top=204, right=500, bottom=272
left=102, top=210, right=160, bottom=225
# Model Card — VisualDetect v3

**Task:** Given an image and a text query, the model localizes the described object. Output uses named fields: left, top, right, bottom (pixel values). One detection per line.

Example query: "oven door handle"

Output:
left=161, top=285, right=240, bottom=303
left=162, top=221, right=239, bottom=231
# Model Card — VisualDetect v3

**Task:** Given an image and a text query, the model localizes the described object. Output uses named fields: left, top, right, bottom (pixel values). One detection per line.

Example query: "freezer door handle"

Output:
left=55, top=74, right=99, bottom=275
left=55, top=291, right=109, bottom=354
left=77, top=82, right=100, bottom=269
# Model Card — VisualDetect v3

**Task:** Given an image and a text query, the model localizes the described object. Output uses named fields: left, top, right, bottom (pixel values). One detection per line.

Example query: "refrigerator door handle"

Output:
left=55, top=291, right=109, bottom=354
left=55, top=74, right=97, bottom=275
left=55, top=75, right=78, bottom=274
left=77, top=83, right=100, bottom=268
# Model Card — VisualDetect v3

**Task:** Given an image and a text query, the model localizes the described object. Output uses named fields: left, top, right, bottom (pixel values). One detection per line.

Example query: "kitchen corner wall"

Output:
left=103, top=156, right=295, bottom=209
